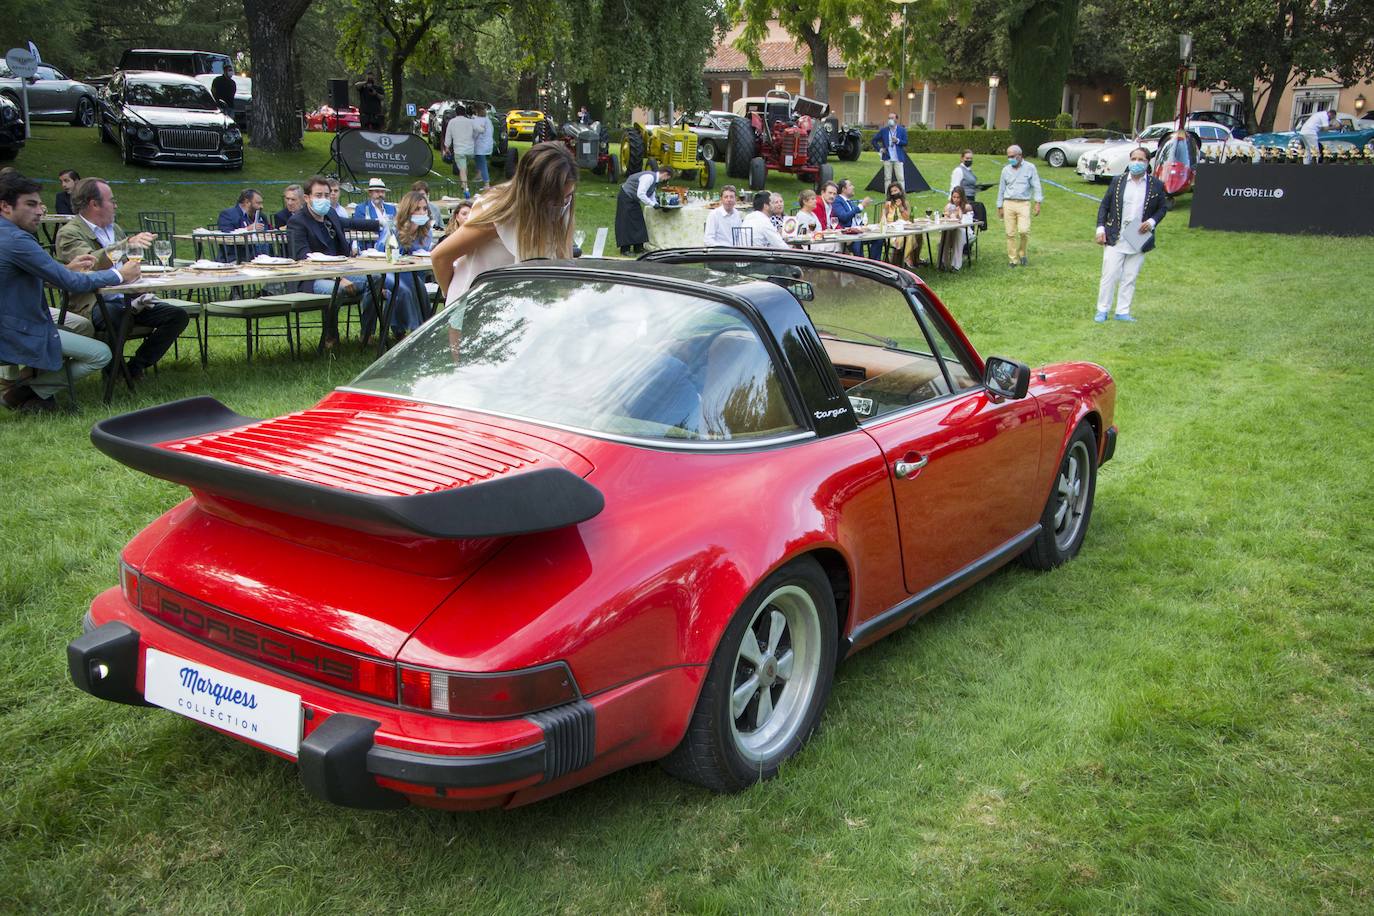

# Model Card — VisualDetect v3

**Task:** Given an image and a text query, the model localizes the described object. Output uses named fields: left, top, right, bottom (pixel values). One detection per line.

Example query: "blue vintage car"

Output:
left=1248, top=116, right=1374, bottom=153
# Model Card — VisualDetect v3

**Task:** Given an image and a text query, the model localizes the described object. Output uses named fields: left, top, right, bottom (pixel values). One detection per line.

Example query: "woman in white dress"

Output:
left=431, top=141, right=578, bottom=312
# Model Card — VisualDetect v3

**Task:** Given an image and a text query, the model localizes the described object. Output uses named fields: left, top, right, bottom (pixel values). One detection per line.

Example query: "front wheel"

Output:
left=697, top=158, right=716, bottom=189
left=1020, top=422, right=1097, bottom=570
left=660, top=558, right=837, bottom=792
left=605, top=152, right=619, bottom=182
left=698, top=140, right=715, bottom=161
left=1046, top=148, right=1067, bottom=168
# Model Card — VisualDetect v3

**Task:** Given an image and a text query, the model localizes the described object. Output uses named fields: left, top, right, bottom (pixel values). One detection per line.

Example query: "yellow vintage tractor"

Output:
left=620, top=122, right=717, bottom=188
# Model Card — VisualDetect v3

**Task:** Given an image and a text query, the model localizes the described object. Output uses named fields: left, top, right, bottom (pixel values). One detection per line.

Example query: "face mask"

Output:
left=1008, top=157, right=1019, bottom=166
left=963, top=159, right=973, bottom=167
left=309, top=198, right=332, bottom=216
left=888, top=119, right=896, bottom=126
left=1128, top=161, right=1147, bottom=176
left=410, top=213, right=430, bottom=225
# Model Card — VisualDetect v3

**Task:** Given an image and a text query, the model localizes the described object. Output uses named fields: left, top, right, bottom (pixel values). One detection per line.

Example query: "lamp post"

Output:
left=987, top=75, right=999, bottom=129
left=1355, top=94, right=1366, bottom=115
left=1176, top=32, right=1194, bottom=131
left=890, top=0, right=917, bottom=124
left=721, top=81, right=730, bottom=112
left=1143, top=88, right=1157, bottom=129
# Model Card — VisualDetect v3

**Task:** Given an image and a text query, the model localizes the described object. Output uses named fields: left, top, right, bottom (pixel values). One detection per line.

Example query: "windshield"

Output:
left=127, top=80, right=218, bottom=110
left=349, top=277, right=801, bottom=444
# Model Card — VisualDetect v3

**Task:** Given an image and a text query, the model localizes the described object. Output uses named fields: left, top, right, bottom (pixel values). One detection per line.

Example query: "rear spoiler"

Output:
left=91, top=397, right=605, bottom=539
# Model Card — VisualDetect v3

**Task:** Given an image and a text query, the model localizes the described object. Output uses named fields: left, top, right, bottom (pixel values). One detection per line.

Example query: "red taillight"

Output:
left=399, top=663, right=578, bottom=719
left=120, top=561, right=140, bottom=607
left=135, top=574, right=398, bottom=703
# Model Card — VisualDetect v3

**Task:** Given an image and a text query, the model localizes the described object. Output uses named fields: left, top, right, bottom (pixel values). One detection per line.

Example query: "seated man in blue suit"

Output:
left=0, top=172, right=137, bottom=412
left=831, top=179, right=880, bottom=259
left=216, top=188, right=271, bottom=261
left=354, top=178, right=397, bottom=227
left=286, top=175, right=380, bottom=349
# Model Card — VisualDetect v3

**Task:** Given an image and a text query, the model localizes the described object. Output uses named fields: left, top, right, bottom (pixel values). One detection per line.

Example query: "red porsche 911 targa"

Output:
left=70, top=249, right=1116, bottom=811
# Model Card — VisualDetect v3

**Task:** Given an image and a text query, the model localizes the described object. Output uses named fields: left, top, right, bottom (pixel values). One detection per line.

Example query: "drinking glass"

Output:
left=106, top=241, right=126, bottom=264
left=573, top=229, right=586, bottom=249
left=127, top=243, right=145, bottom=265
left=925, top=208, right=935, bottom=222
left=154, top=240, right=172, bottom=266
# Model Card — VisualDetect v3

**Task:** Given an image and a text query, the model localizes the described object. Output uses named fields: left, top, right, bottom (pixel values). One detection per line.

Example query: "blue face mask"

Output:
left=1128, top=161, right=1147, bottom=176
left=1008, top=156, right=1019, bottom=166
left=410, top=213, right=430, bottom=226
left=309, top=197, right=332, bottom=216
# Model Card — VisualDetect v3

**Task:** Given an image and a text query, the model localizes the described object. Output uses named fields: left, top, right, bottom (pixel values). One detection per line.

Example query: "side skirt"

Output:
left=844, top=524, right=1042, bottom=654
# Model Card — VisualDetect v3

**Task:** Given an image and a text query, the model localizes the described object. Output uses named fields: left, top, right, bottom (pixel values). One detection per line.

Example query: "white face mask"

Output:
left=410, top=213, right=430, bottom=225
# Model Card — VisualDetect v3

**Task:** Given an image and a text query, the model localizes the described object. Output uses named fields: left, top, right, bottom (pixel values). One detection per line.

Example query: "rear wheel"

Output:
left=726, top=117, right=756, bottom=179
left=605, top=152, right=620, bottom=182
left=749, top=156, right=767, bottom=191
left=73, top=97, right=96, bottom=127
left=806, top=126, right=829, bottom=171
left=660, top=558, right=837, bottom=792
left=1046, top=148, right=1067, bottom=168
left=815, top=163, right=834, bottom=194
left=504, top=146, right=518, bottom=174
left=621, top=125, right=645, bottom=174
left=1020, top=422, right=1098, bottom=570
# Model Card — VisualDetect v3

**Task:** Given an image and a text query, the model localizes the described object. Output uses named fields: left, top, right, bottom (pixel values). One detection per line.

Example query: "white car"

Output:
left=1076, top=121, right=1254, bottom=182
left=1037, top=131, right=1131, bottom=168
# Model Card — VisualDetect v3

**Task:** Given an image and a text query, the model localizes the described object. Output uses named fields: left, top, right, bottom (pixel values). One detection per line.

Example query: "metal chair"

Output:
left=138, top=211, right=177, bottom=261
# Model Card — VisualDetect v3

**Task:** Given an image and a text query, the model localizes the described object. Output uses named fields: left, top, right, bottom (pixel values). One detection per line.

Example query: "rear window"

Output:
left=349, top=277, right=801, bottom=444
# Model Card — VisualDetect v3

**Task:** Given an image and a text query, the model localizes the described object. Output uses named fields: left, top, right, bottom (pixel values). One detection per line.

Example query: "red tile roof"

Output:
left=706, top=41, right=846, bottom=74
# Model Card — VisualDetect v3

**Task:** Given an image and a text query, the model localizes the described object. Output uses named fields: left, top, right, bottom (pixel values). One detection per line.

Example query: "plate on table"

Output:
left=186, top=260, right=238, bottom=271
left=250, top=255, right=294, bottom=266
left=781, top=216, right=798, bottom=236
left=306, top=253, right=348, bottom=263
left=138, top=264, right=177, bottom=274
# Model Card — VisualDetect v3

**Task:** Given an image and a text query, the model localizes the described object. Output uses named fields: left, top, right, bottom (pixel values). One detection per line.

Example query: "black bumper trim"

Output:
left=68, top=621, right=153, bottom=707
left=1102, top=425, right=1117, bottom=465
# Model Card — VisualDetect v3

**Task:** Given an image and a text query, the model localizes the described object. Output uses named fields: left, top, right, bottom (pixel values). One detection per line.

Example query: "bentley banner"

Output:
left=333, top=129, right=434, bottom=178
left=1190, top=163, right=1374, bottom=236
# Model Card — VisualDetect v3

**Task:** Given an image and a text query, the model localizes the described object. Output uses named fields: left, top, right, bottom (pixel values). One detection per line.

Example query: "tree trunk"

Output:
left=1256, top=63, right=1291, bottom=133
left=517, top=73, right=537, bottom=109
left=388, top=56, right=407, bottom=130
left=1006, top=0, right=1081, bottom=154
left=800, top=24, right=829, bottom=105
left=571, top=81, right=597, bottom=122
left=244, top=0, right=313, bottom=152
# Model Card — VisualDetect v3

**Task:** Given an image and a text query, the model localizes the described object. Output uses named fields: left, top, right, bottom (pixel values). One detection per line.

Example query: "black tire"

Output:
left=73, top=97, right=96, bottom=127
left=1020, top=422, right=1098, bottom=570
left=99, top=118, right=113, bottom=144
left=0, top=147, right=15, bottom=161
left=504, top=146, right=518, bottom=174
left=697, top=158, right=716, bottom=189
left=606, top=152, right=619, bottom=182
left=121, top=135, right=134, bottom=166
left=621, top=125, right=645, bottom=174
left=1046, top=148, right=1067, bottom=168
left=806, top=126, right=828, bottom=169
left=749, top=156, right=766, bottom=191
left=660, top=557, right=838, bottom=792
left=591, top=160, right=605, bottom=176
left=815, top=163, right=834, bottom=194
left=841, top=133, right=861, bottom=161
left=1164, top=195, right=1177, bottom=211
left=726, top=117, right=756, bottom=179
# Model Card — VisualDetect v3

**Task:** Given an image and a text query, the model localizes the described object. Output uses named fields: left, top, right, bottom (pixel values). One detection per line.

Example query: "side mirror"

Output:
left=983, top=356, right=1031, bottom=399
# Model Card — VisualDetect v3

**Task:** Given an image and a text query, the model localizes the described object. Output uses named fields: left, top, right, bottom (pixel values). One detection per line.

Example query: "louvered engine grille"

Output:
left=158, top=128, right=220, bottom=151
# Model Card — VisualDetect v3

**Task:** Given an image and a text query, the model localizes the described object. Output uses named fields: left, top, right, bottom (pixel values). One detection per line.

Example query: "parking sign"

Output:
left=406, top=103, right=417, bottom=117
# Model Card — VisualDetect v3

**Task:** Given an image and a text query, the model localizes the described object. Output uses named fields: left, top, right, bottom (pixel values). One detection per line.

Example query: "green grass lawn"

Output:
left=3, top=126, right=1374, bottom=913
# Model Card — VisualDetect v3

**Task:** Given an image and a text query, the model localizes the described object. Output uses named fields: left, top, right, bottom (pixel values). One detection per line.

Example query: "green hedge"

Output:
left=856, top=128, right=1085, bottom=154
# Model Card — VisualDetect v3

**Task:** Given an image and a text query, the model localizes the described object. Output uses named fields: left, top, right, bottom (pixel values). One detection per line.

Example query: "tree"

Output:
left=1006, top=0, right=1081, bottom=151
left=244, top=0, right=313, bottom=151
left=337, top=0, right=490, bottom=130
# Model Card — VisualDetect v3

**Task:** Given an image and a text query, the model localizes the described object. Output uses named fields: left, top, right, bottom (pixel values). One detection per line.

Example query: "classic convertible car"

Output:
left=70, top=250, right=1116, bottom=811
left=1036, top=130, right=1130, bottom=168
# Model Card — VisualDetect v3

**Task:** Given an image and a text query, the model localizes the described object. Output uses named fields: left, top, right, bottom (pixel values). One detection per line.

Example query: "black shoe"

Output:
left=126, top=361, right=146, bottom=382
left=2, top=383, right=36, bottom=410
left=19, top=395, right=57, bottom=413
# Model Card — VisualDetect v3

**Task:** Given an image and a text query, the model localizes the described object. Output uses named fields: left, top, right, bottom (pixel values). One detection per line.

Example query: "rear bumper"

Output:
left=69, top=616, right=595, bottom=810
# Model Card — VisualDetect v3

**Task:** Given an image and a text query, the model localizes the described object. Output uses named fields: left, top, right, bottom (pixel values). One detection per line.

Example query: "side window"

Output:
left=910, top=295, right=979, bottom=391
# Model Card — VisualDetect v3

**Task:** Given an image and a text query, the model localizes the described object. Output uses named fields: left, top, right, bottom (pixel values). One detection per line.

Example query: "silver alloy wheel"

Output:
left=728, top=584, right=822, bottom=763
left=1053, top=439, right=1091, bottom=551
left=1047, top=148, right=1066, bottom=167
left=77, top=98, right=95, bottom=127
left=699, top=140, right=715, bottom=161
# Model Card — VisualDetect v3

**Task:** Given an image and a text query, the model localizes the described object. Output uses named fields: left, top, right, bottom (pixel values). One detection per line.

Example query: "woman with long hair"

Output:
left=445, top=199, right=473, bottom=235
left=432, top=141, right=577, bottom=307
left=882, top=182, right=914, bottom=267
left=939, top=185, right=974, bottom=271
left=360, top=190, right=430, bottom=344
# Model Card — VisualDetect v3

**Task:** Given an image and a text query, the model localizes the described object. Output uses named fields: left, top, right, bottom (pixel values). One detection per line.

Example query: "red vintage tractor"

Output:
left=724, top=90, right=835, bottom=192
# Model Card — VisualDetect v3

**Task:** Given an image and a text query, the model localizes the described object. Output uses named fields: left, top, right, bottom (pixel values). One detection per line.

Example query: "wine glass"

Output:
left=127, top=243, right=145, bottom=266
left=106, top=241, right=127, bottom=265
left=154, top=239, right=172, bottom=266
left=925, top=208, right=935, bottom=223
left=573, top=229, right=586, bottom=249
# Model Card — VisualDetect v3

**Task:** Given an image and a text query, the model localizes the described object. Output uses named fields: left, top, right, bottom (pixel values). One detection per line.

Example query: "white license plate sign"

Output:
left=674, top=141, right=683, bottom=153
left=144, top=648, right=302, bottom=755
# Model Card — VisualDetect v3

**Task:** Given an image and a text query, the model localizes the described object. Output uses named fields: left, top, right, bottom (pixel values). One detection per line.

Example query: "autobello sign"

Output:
left=333, top=130, right=434, bottom=178
left=1190, top=162, right=1374, bottom=236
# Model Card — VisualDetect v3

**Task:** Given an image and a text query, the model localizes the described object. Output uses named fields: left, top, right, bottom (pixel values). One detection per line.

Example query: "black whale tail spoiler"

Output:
left=90, top=397, right=606, bottom=539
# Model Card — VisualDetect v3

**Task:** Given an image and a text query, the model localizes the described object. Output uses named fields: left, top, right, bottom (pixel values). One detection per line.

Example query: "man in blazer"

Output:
left=287, top=174, right=380, bottom=347
left=871, top=114, right=909, bottom=191
left=217, top=188, right=269, bottom=232
left=0, top=172, right=135, bottom=411
left=54, top=177, right=189, bottom=379
left=1093, top=147, right=1167, bottom=322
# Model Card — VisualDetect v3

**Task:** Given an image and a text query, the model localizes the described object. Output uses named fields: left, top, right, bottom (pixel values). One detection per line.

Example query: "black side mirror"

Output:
left=984, top=356, right=1030, bottom=399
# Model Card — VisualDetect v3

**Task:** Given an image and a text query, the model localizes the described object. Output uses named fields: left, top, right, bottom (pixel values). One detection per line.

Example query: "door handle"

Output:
left=894, top=454, right=929, bottom=479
